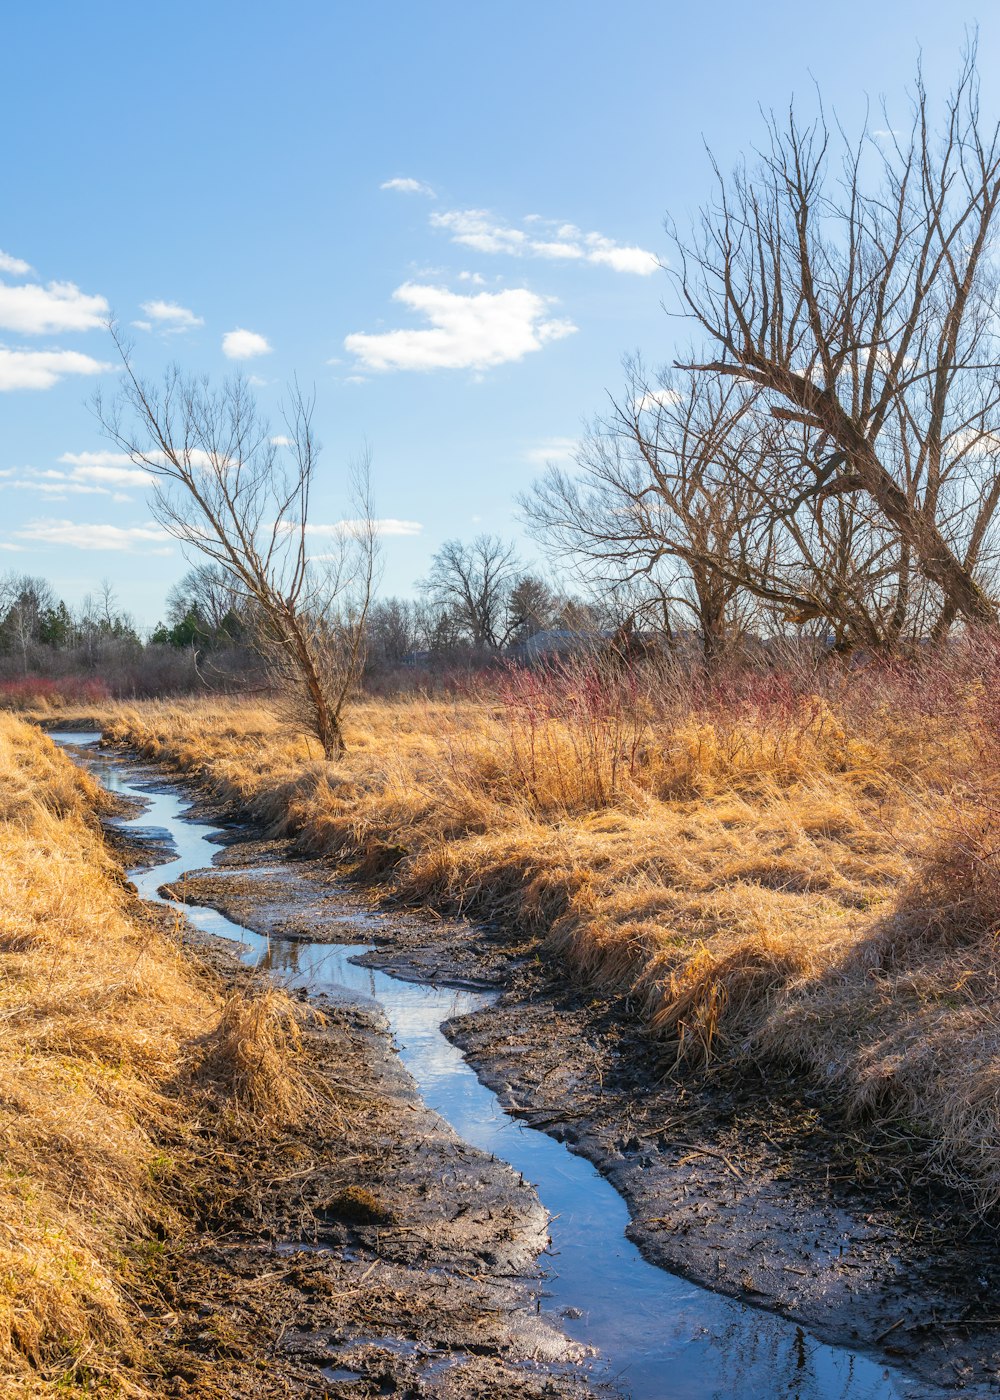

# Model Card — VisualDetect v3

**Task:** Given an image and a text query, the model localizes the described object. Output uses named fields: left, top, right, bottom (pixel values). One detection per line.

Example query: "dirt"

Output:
left=95, top=786, right=612, bottom=1398
left=97, top=750, right=1000, bottom=1394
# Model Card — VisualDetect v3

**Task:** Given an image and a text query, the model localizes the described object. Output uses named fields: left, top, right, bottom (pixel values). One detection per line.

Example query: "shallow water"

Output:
left=56, top=733, right=930, bottom=1400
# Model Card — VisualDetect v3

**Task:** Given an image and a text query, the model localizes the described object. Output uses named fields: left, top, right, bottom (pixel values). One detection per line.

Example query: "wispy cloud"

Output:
left=381, top=177, right=436, bottom=197
left=58, top=451, right=153, bottom=487
left=0, top=348, right=113, bottom=391
left=0, top=280, right=109, bottom=335
left=632, top=387, right=682, bottom=413
left=136, top=299, right=204, bottom=333
left=345, top=283, right=576, bottom=372
left=222, top=327, right=272, bottom=359
left=14, top=519, right=171, bottom=553
left=0, top=251, right=33, bottom=277
left=0, top=452, right=151, bottom=500
left=430, top=210, right=658, bottom=275
left=523, top=436, right=579, bottom=466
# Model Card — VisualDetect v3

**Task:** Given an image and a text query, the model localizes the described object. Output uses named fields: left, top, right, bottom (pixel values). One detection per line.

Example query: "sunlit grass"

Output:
left=0, top=716, right=315, bottom=1394
left=94, top=642, right=1000, bottom=1214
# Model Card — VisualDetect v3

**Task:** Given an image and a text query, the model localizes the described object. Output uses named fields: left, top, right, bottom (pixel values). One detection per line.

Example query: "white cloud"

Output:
left=0, top=348, right=113, bottom=391
left=15, top=519, right=171, bottom=553
left=0, top=453, right=152, bottom=499
left=222, top=328, right=272, bottom=359
left=270, top=434, right=293, bottom=447
left=138, top=299, right=204, bottom=331
left=345, top=283, right=576, bottom=373
left=523, top=436, right=580, bottom=466
left=58, top=452, right=153, bottom=487
left=0, top=472, right=113, bottom=498
left=0, top=251, right=33, bottom=277
left=381, top=177, right=436, bottom=197
left=0, top=280, right=109, bottom=334
left=430, top=210, right=658, bottom=275
left=632, top=387, right=682, bottom=413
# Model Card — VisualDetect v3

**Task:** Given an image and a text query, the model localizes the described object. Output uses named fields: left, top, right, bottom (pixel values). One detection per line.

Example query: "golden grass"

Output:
left=0, top=715, right=314, bottom=1394
left=93, top=660, right=1000, bottom=1213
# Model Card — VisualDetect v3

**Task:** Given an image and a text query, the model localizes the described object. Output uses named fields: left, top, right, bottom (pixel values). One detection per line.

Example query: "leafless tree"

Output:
left=671, top=46, right=1000, bottom=631
left=523, top=367, right=766, bottom=657
left=420, top=535, right=523, bottom=651
left=96, top=329, right=377, bottom=756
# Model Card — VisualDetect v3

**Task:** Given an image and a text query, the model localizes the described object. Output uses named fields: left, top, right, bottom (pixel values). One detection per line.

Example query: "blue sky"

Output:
left=0, top=1, right=995, bottom=626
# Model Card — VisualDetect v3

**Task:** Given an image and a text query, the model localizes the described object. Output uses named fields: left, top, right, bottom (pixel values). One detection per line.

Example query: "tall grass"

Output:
left=97, top=635, right=1000, bottom=1212
left=0, top=717, right=315, bottom=1393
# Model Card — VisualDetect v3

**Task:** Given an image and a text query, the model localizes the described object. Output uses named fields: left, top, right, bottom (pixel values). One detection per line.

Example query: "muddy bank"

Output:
left=91, top=784, right=609, bottom=1396
left=139, top=784, right=1000, bottom=1397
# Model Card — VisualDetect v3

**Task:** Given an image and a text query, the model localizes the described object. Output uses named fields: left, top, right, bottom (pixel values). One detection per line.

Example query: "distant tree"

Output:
left=167, top=563, right=250, bottom=639
left=507, top=574, right=557, bottom=641
left=366, top=596, right=429, bottom=665
left=421, top=535, right=522, bottom=651
left=0, top=573, right=57, bottom=672
left=38, top=600, right=72, bottom=648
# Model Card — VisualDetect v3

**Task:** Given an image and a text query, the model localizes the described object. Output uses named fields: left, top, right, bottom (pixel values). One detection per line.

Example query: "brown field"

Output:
left=88, top=642, right=1000, bottom=1219
left=0, top=715, right=312, bottom=1395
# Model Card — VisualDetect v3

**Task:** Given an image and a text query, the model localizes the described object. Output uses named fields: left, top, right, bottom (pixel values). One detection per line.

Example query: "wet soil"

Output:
left=100, top=800, right=608, bottom=1397
left=142, top=779, right=1000, bottom=1399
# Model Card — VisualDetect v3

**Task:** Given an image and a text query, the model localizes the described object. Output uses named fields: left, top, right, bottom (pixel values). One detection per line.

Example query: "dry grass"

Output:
left=0, top=715, right=315, bottom=1395
left=92, top=643, right=1000, bottom=1214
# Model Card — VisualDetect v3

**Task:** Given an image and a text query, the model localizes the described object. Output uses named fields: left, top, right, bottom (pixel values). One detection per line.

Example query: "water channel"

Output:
left=56, top=733, right=932, bottom=1400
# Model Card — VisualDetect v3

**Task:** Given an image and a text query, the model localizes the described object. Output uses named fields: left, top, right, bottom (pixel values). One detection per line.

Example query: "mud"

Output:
left=155, top=819, right=1000, bottom=1396
left=94, top=785, right=610, bottom=1396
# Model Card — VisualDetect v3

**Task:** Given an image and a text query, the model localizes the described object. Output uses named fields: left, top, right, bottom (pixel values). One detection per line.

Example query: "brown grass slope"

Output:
left=95, top=645, right=1000, bottom=1218
left=98, top=649, right=1000, bottom=1215
left=0, top=716, right=312, bottom=1396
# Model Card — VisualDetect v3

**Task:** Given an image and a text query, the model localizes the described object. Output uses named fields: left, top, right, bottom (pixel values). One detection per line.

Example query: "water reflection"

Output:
left=54, top=735, right=931, bottom=1400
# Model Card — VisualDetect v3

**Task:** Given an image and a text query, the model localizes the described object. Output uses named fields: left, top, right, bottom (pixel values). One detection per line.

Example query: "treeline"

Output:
left=0, top=569, right=256, bottom=700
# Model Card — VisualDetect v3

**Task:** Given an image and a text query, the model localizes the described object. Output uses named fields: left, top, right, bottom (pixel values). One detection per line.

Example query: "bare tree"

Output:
left=523, top=368, right=766, bottom=657
left=421, top=535, right=523, bottom=651
left=671, top=47, right=1000, bottom=630
left=96, top=330, right=377, bottom=756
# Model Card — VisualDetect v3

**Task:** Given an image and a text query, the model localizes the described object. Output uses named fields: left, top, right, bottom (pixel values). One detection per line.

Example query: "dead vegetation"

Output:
left=0, top=715, right=318, bottom=1395
left=92, top=636, right=1000, bottom=1217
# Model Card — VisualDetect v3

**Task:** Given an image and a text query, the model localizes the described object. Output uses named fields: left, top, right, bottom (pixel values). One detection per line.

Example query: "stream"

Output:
left=56, top=733, right=931, bottom=1400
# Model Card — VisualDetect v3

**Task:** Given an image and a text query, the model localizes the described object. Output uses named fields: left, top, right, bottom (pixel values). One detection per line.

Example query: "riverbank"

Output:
left=1, top=718, right=598, bottom=1397
left=94, top=653, right=1000, bottom=1227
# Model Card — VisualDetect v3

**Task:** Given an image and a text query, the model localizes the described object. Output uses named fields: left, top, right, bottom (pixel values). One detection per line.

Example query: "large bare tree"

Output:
left=96, top=331, right=376, bottom=756
left=671, top=47, right=1000, bottom=630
